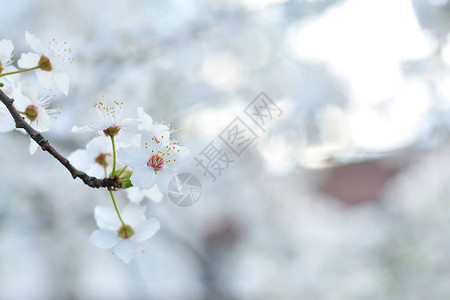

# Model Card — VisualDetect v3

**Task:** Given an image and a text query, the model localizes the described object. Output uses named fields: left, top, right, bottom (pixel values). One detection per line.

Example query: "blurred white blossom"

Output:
left=89, top=203, right=160, bottom=263
left=18, top=31, right=70, bottom=95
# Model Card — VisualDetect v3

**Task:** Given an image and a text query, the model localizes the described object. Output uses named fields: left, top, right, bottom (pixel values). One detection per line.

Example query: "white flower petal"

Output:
left=114, top=239, right=139, bottom=263
left=21, top=81, right=38, bottom=103
left=116, top=118, right=141, bottom=130
left=0, top=106, right=14, bottom=133
left=155, top=168, right=176, bottom=194
left=117, top=147, right=148, bottom=169
left=89, top=119, right=115, bottom=131
left=53, top=69, right=70, bottom=95
left=137, top=107, right=153, bottom=128
left=12, top=89, right=31, bottom=112
left=71, top=125, right=96, bottom=133
left=86, top=163, right=106, bottom=178
left=48, top=52, right=62, bottom=69
left=166, top=145, right=190, bottom=169
left=126, top=187, right=146, bottom=204
left=35, top=69, right=52, bottom=88
left=25, top=31, right=45, bottom=53
left=0, top=66, right=20, bottom=96
left=89, top=229, right=120, bottom=249
left=134, top=218, right=160, bottom=242
left=122, top=203, right=146, bottom=227
left=94, top=205, right=121, bottom=231
left=29, top=138, right=39, bottom=155
left=34, top=108, right=51, bottom=132
left=141, top=132, right=169, bottom=148
left=86, top=136, right=108, bottom=157
left=17, top=52, right=40, bottom=68
left=151, top=124, right=170, bottom=138
left=130, top=167, right=157, bottom=190
left=142, top=185, right=164, bottom=203
left=0, top=39, right=14, bottom=63
left=68, top=149, right=92, bottom=171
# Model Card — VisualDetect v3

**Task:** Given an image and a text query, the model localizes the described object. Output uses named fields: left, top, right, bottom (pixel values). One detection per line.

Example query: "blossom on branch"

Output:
left=68, top=136, right=111, bottom=178
left=18, top=31, right=71, bottom=95
left=13, top=81, right=61, bottom=154
left=117, top=133, right=189, bottom=193
left=13, top=81, right=59, bottom=133
left=72, top=96, right=141, bottom=136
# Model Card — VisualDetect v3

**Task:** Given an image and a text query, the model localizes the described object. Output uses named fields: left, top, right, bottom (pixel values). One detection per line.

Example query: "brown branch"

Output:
left=0, top=88, right=120, bottom=190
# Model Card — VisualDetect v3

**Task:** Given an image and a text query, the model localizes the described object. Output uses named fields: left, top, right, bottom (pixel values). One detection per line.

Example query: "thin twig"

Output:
left=0, top=88, right=120, bottom=189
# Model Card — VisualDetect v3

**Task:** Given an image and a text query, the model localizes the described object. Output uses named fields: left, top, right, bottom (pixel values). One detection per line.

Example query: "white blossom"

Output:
left=13, top=82, right=60, bottom=154
left=17, top=31, right=70, bottom=95
left=136, top=107, right=170, bottom=137
left=72, top=96, right=140, bottom=135
left=89, top=203, right=160, bottom=263
left=68, top=136, right=110, bottom=178
left=117, top=133, right=189, bottom=193
left=0, top=39, right=14, bottom=74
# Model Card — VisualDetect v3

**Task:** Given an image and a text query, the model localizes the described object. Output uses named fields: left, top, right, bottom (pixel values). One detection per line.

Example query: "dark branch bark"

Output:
left=0, top=88, right=120, bottom=189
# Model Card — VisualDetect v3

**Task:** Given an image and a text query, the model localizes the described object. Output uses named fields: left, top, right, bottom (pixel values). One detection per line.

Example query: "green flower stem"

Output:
left=0, top=65, right=41, bottom=78
left=110, top=135, right=117, bottom=176
left=109, top=190, right=126, bottom=227
left=118, top=175, right=131, bottom=182
left=116, top=165, right=128, bottom=177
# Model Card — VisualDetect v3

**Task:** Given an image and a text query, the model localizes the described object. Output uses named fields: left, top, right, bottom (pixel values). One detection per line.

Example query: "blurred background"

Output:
left=1, top=0, right=450, bottom=299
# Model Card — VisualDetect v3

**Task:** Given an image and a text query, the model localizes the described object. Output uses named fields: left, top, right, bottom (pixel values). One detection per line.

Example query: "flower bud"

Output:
left=25, top=105, right=39, bottom=121
left=95, top=153, right=109, bottom=168
left=38, top=55, right=52, bottom=71
left=119, top=170, right=133, bottom=189
left=118, top=224, right=134, bottom=239
left=103, top=126, right=120, bottom=137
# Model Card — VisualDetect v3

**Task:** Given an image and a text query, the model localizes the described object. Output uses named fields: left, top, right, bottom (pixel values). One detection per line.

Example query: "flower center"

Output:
left=147, top=154, right=164, bottom=171
left=103, top=126, right=120, bottom=137
left=25, top=105, right=39, bottom=121
left=117, top=224, right=135, bottom=239
left=38, top=55, right=52, bottom=71
left=0, top=61, right=4, bottom=74
left=94, top=96, right=124, bottom=123
left=95, top=153, right=108, bottom=167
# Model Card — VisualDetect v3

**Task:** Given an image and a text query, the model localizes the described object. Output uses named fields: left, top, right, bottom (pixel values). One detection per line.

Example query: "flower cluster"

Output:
left=0, top=32, right=189, bottom=263
left=0, top=32, right=70, bottom=153
left=70, top=98, right=188, bottom=262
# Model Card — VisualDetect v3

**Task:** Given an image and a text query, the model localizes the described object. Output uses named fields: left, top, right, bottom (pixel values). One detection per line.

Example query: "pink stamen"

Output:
left=147, top=154, right=164, bottom=170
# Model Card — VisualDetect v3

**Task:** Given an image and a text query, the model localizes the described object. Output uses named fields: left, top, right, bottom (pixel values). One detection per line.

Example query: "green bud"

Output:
left=118, top=224, right=134, bottom=239
left=38, top=55, right=52, bottom=71
left=117, top=170, right=133, bottom=189
left=103, top=126, right=120, bottom=137
left=25, top=105, right=39, bottom=121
